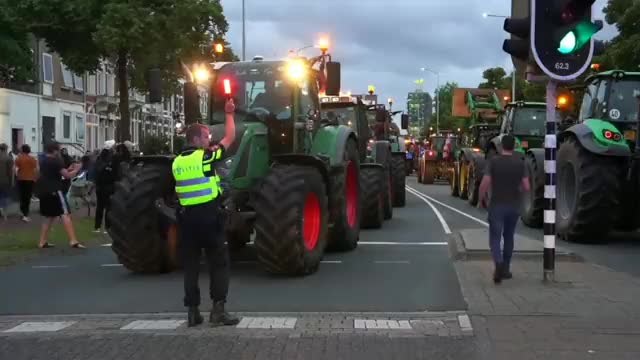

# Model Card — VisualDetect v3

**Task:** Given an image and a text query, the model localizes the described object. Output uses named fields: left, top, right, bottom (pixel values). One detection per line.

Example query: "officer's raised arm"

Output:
left=218, top=99, right=236, bottom=150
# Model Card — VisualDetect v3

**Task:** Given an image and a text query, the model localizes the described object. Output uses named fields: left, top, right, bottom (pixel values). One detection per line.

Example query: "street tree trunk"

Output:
left=117, top=50, right=131, bottom=141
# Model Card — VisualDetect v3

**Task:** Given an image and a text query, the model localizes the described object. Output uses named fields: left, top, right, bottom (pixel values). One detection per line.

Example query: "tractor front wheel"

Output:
left=108, top=162, right=176, bottom=274
left=459, top=156, right=469, bottom=200
left=467, top=157, right=483, bottom=207
left=422, top=160, right=435, bottom=184
left=360, top=166, right=385, bottom=229
left=253, top=165, right=329, bottom=275
left=391, top=154, right=406, bottom=207
left=450, top=161, right=459, bottom=196
left=556, top=137, right=622, bottom=243
left=328, top=139, right=361, bottom=251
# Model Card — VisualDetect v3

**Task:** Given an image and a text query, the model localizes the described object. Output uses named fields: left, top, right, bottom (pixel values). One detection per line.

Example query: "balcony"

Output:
left=128, top=90, right=146, bottom=109
left=96, top=94, right=118, bottom=113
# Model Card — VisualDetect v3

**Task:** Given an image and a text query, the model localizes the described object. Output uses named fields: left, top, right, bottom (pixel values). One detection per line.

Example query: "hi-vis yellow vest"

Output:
left=172, top=148, right=223, bottom=206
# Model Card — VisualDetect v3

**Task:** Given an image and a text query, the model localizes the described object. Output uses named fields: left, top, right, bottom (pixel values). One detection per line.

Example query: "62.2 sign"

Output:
left=554, top=62, right=570, bottom=71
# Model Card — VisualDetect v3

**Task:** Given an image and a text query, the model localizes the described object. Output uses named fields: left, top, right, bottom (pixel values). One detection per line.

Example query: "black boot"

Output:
left=210, top=301, right=240, bottom=326
left=502, top=262, right=513, bottom=279
left=187, top=306, right=204, bottom=327
left=493, top=263, right=503, bottom=284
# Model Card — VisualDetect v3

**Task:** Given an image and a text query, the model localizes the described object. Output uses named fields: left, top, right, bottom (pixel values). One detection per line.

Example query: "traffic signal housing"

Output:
left=503, top=17, right=531, bottom=62
left=531, top=0, right=603, bottom=80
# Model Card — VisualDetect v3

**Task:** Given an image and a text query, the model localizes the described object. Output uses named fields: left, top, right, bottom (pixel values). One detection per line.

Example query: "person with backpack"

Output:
left=93, top=149, right=115, bottom=233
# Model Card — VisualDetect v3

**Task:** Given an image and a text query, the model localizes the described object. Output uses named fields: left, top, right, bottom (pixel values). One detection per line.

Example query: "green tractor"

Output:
left=319, top=96, right=408, bottom=228
left=540, top=70, right=640, bottom=242
left=108, top=53, right=364, bottom=276
left=452, top=89, right=505, bottom=205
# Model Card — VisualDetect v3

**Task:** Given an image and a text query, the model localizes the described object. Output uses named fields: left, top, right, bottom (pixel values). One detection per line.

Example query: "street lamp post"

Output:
left=421, top=67, right=440, bottom=134
left=242, top=0, right=246, bottom=61
left=483, top=12, right=517, bottom=101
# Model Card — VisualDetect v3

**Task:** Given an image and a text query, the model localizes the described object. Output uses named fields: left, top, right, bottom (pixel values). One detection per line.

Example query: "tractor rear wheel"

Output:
left=556, top=137, right=622, bottom=243
left=383, top=162, right=393, bottom=220
left=417, top=158, right=424, bottom=183
left=328, top=139, right=361, bottom=252
left=520, top=154, right=543, bottom=227
left=253, top=165, right=329, bottom=275
left=108, top=162, right=176, bottom=273
left=459, top=156, right=469, bottom=200
left=467, top=157, right=482, bottom=207
left=450, top=161, right=459, bottom=196
left=422, top=160, right=435, bottom=184
left=391, top=154, right=406, bottom=207
left=360, top=166, right=384, bottom=229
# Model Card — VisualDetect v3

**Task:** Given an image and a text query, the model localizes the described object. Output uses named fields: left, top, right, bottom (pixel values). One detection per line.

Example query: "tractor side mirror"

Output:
left=325, top=62, right=341, bottom=96
left=148, top=69, right=162, bottom=103
left=401, top=114, right=409, bottom=130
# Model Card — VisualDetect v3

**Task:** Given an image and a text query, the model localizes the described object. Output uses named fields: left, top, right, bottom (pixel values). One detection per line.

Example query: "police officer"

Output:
left=172, top=98, right=239, bottom=327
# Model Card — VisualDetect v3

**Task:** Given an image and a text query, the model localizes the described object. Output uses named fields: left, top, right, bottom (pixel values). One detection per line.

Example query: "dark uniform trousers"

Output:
left=177, top=200, right=230, bottom=307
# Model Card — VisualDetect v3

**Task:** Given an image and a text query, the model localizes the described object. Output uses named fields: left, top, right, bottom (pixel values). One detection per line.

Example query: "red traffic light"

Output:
left=223, top=78, right=232, bottom=96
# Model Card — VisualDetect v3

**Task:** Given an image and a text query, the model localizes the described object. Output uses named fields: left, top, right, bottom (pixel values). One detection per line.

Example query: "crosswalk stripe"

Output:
left=354, top=319, right=412, bottom=330
left=120, top=320, right=186, bottom=330
left=236, top=317, right=297, bottom=329
left=3, top=321, right=76, bottom=333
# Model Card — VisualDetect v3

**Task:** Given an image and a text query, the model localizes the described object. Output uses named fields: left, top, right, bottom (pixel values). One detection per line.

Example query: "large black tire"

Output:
left=556, top=137, right=622, bottom=243
left=520, top=154, right=543, bottom=228
left=360, top=166, right=384, bottom=229
left=383, top=161, right=393, bottom=220
left=328, top=140, right=361, bottom=252
left=459, top=155, right=469, bottom=200
left=108, top=162, right=176, bottom=273
left=467, top=157, right=483, bottom=207
left=253, top=165, right=329, bottom=275
left=422, top=160, right=435, bottom=184
left=417, top=159, right=423, bottom=183
left=450, top=161, right=459, bottom=196
left=391, top=154, right=406, bottom=207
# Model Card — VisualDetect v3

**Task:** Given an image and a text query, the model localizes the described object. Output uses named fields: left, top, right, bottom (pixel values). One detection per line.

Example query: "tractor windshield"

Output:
left=608, top=79, right=640, bottom=122
left=210, top=64, right=293, bottom=124
left=512, top=107, right=547, bottom=136
left=321, top=107, right=356, bottom=128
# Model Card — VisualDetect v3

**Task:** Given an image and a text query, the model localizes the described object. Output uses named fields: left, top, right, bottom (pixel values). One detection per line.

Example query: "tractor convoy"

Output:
left=108, top=47, right=408, bottom=276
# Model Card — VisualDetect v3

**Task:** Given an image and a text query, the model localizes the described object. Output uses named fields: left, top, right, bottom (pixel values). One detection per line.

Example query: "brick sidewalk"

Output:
left=455, top=259, right=640, bottom=359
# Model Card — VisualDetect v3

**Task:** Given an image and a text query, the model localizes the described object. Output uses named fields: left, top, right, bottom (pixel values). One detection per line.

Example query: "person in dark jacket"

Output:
left=93, top=149, right=115, bottom=233
left=60, top=148, right=73, bottom=195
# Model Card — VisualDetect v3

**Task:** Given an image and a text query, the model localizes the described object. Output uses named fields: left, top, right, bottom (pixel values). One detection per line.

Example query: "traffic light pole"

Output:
left=543, top=80, right=557, bottom=282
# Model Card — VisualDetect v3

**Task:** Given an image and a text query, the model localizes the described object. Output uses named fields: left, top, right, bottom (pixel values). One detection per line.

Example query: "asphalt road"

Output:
left=0, top=189, right=466, bottom=315
left=407, top=176, right=640, bottom=278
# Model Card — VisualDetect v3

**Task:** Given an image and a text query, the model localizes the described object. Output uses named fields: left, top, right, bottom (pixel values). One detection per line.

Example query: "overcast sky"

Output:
left=219, top=0, right=616, bottom=114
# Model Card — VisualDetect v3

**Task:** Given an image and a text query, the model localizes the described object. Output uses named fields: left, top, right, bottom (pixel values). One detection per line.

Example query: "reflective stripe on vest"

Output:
left=172, top=149, right=222, bottom=206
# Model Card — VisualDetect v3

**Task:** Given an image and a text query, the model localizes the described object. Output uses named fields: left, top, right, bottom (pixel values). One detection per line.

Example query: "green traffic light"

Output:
left=558, top=32, right=577, bottom=54
left=556, top=21, right=600, bottom=55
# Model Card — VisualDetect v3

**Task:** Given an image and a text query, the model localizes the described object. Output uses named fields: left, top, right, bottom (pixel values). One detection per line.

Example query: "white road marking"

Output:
left=406, top=187, right=452, bottom=234
left=4, top=321, right=75, bottom=332
left=320, top=260, right=342, bottom=264
left=100, top=243, right=112, bottom=247
left=100, top=264, right=123, bottom=267
left=354, top=319, right=412, bottom=330
left=236, top=317, right=297, bottom=329
left=373, top=260, right=410, bottom=264
left=120, top=320, right=186, bottom=330
left=31, top=265, right=69, bottom=269
left=406, top=185, right=489, bottom=227
left=358, top=241, right=448, bottom=245
left=458, top=314, right=473, bottom=332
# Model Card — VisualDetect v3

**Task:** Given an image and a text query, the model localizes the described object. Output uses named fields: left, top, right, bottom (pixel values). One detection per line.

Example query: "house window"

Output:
left=76, top=114, right=85, bottom=141
left=61, top=64, right=74, bottom=88
left=43, top=53, right=54, bottom=83
left=98, top=71, right=105, bottom=95
left=87, top=74, right=96, bottom=95
left=63, top=112, right=71, bottom=139
left=73, top=74, right=83, bottom=91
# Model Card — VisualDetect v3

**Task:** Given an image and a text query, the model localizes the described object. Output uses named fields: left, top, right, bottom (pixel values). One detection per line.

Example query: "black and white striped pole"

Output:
left=543, top=80, right=557, bottom=282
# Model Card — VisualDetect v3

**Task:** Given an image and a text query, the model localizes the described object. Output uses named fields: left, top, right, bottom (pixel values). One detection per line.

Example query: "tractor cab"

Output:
left=319, top=95, right=370, bottom=159
left=209, top=60, right=325, bottom=156
left=578, top=70, right=640, bottom=151
left=497, top=102, right=555, bottom=150
left=466, top=124, right=500, bottom=152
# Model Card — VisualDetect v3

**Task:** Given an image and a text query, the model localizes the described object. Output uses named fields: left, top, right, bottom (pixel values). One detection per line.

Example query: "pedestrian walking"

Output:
left=479, top=135, right=530, bottom=284
left=0, top=143, right=14, bottom=221
left=14, top=144, right=38, bottom=222
left=35, top=142, right=85, bottom=249
left=93, top=149, right=115, bottom=233
left=173, top=99, right=239, bottom=327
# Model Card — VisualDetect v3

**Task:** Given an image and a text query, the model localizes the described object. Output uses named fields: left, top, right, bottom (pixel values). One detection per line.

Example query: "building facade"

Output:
left=406, top=90, right=433, bottom=137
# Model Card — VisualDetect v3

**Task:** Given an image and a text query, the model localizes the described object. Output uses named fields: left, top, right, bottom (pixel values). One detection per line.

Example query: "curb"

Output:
left=447, top=232, right=583, bottom=262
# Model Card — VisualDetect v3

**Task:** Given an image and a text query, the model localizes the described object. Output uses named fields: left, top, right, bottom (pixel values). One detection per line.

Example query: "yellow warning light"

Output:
left=214, top=43, right=224, bottom=54
left=368, top=85, right=375, bottom=94
left=557, top=95, right=569, bottom=107
left=318, top=37, right=329, bottom=52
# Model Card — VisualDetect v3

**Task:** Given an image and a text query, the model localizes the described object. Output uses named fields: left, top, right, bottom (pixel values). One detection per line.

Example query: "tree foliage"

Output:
left=0, top=0, right=33, bottom=85
left=432, top=81, right=466, bottom=133
left=10, top=0, right=235, bottom=141
left=599, top=0, right=640, bottom=71
left=478, top=67, right=509, bottom=89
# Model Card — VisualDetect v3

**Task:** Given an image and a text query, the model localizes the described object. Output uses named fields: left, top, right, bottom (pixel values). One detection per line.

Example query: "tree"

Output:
left=478, top=67, right=509, bottom=89
left=434, top=81, right=466, bottom=131
left=12, top=0, right=235, bottom=141
left=600, top=0, right=640, bottom=71
left=0, top=0, right=33, bottom=85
